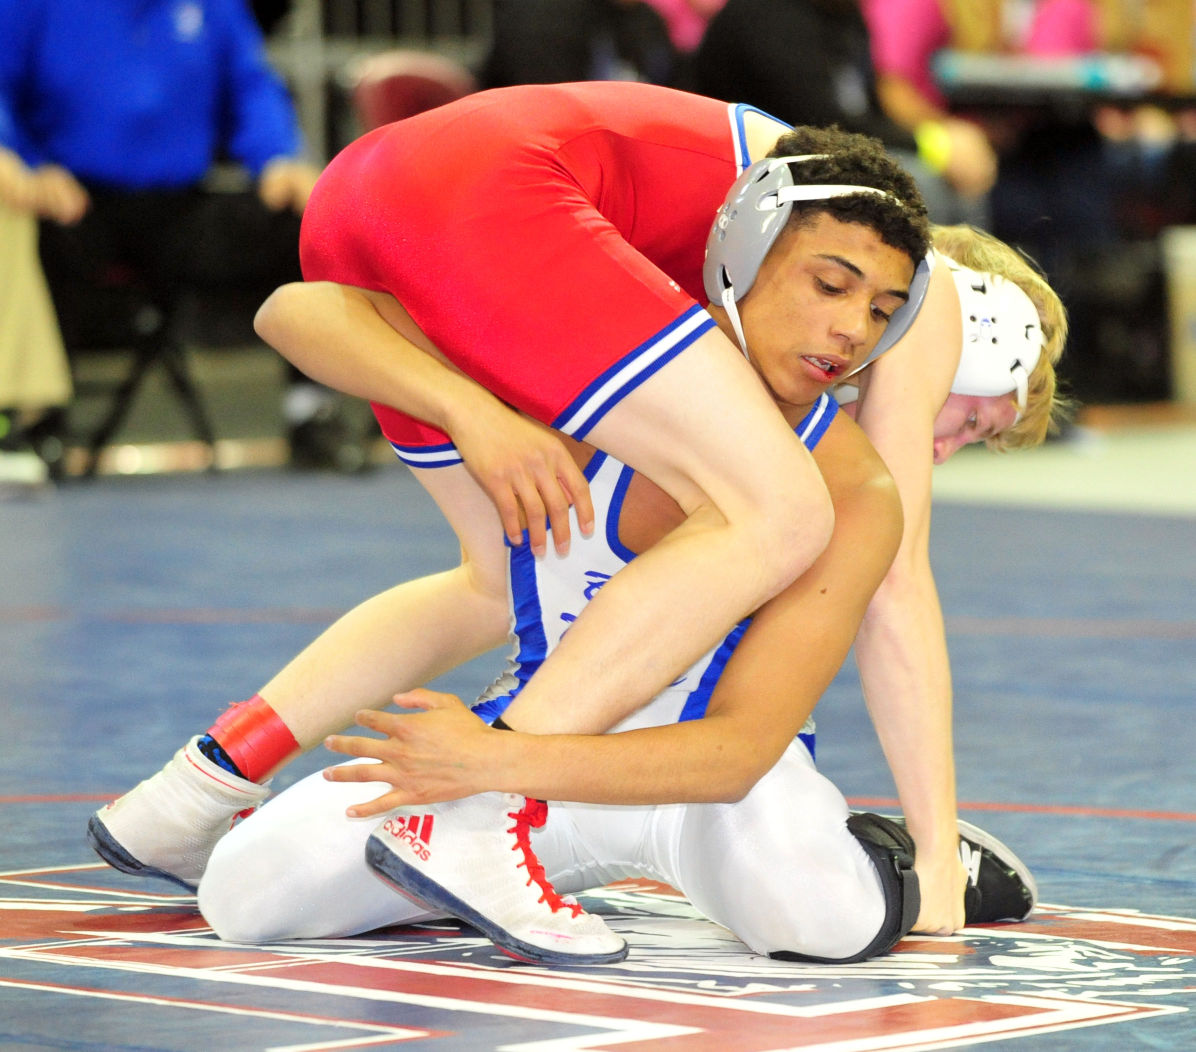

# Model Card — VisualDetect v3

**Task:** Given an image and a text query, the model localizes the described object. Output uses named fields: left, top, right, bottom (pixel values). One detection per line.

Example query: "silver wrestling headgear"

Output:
left=703, top=156, right=930, bottom=363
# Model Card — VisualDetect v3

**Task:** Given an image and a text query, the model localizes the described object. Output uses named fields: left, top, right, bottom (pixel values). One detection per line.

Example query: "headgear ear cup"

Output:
left=703, top=159, right=798, bottom=304
left=947, top=261, right=1045, bottom=415
left=704, top=156, right=923, bottom=362
left=845, top=251, right=934, bottom=376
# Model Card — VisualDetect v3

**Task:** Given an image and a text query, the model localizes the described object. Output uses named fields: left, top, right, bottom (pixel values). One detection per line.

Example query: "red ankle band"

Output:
left=207, top=694, right=301, bottom=782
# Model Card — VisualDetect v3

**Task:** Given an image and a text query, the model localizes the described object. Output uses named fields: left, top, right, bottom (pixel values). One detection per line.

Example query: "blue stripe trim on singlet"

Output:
left=388, top=440, right=463, bottom=468
left=795, top=393, right=838, bottom=449
left=552, top=305, right=715, bottom=439
left=471, top=534, right=545, bottom=726
left=471, top=451, right=623, bottom=727
left=605, top=464, right=639, bottom=564
left=677, top=617, right=751, bottom=722
left=472, top=698, right=509, bottom=725
left=582, top=448, right=608, bottom=483
left=729, top=104, right=751, bottom=171
left=730, top=103, right=789, bottom=172
left=508, top=537, right=549, bottom=687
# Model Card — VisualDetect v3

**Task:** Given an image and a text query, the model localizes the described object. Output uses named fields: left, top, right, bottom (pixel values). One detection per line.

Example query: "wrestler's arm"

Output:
left=850, top=261, right=967, bottom=936
left=255, top=281, right=593, bottom=554
left=325, top=415, right=903, bottom=808
left=251, top=462, right=515, bottom=748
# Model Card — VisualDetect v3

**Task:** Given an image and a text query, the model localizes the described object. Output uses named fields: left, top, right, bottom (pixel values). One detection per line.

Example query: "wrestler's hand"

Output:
left=910, top=840, right=967, bottom=935
left=323, top=690, right=501, bottom=817
left=453, top=405, right=595, bottom=558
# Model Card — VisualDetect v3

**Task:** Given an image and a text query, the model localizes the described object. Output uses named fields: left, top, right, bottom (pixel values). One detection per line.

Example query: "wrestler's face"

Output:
left=729, top=213, right=914, bottom=421
left=932, top=392, right=1019, bottom=463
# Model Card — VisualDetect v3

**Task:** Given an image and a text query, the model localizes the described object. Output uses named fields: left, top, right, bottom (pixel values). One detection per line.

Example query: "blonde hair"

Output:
left=931, top=223, right=1073, bottom=451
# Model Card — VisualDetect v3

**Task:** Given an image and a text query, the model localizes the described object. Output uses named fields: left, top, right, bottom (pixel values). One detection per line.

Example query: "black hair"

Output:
left=767, top=125, right=931, bottom=264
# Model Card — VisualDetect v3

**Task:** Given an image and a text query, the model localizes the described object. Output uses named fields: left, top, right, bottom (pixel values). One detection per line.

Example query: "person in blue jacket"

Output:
left=0, top=0, right=362, bottom=471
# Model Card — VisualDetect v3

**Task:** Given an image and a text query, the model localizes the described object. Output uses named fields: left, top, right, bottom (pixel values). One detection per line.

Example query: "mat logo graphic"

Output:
left=1, top=869, right=1193, bottom=1051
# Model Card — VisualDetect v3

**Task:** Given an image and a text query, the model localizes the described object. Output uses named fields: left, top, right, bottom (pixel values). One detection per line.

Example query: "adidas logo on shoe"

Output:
left=378, top=813, right=435, bottom=862
left=366, top=792, right=628, bottom=966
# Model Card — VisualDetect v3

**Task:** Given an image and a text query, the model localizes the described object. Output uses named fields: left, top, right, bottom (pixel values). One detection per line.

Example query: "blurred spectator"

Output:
left=0, top=0, right=367, bottom=472
left=861, top=0, right=1113, bottom=271
left=1019, top=0, right=1098, bottom=55
left=860, top=0, right=1000, bottom=206
left=874, top=0, right=1196, bottom=406
left=0, top=200, right=70, bottom=493
left=479, top=0, right=678, bottom=89
left=694, top=0, right=988, bottom=224
left=644, top=0, right=727, bottom=53
left=640, top=0, right=728, bottom=88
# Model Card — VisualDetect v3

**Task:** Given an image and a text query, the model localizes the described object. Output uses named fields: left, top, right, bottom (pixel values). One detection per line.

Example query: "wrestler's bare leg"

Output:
left=485, top=329, right=834, bottom=733
left=256, top=466, right=512, bottom=749
left=86, top=466, right=512, bottom=889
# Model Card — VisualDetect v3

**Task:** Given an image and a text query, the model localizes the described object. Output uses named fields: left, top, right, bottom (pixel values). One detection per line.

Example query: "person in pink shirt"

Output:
left=863, top=0, right=1113, bottom=364
left=1023, top=0, right=1098, bottom=56
left=862, top=0, right=1097, bottom=106
left=862, top=0, right=952, bottom=109
left=859, top=0, right=998, bottom=205
left=641, top=0, right=727, bottom=54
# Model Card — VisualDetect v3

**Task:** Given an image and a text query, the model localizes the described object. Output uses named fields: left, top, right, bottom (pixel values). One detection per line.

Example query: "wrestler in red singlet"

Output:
left=299, top=81, right=776, bottom=460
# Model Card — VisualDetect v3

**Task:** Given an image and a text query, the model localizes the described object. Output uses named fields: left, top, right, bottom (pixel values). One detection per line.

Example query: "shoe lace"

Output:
left=229, top=805, right=257, bottom=829
left=507, top=797, right=582, bottom=917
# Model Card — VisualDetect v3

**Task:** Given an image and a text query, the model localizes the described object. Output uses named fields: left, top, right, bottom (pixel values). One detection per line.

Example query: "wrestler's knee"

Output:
left=681, top=761, right=912, bottom=963
left=747, top=478, right=835, bottom=591
left=198, top=836, right=292, bottom=944
left=701, top=472, right=832, bottom=608
left=728, top=855, right=891, bottom=962
left=768, top=814, right=920, bottom=965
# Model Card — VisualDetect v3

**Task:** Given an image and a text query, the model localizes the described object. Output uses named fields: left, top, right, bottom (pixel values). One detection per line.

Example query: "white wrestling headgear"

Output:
left=703, top=156, right=931, bottom=359
left=947, top=258, right=1045, bottom=419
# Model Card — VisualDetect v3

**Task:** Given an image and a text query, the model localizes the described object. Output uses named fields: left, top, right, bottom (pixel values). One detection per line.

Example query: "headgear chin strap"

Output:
left=946, top=258, right=1045, bottom=420
left=703, top=156, right=926, bottom=363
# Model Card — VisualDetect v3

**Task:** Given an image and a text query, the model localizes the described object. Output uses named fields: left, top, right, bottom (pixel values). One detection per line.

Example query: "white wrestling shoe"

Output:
left=88, top=736, right=269, bottom=890
left=366, top=792, right=629, bottom=966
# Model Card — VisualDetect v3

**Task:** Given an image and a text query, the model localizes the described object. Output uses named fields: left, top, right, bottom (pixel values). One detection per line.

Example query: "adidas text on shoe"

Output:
left=88, top=736, right=269, bottom=890
left=366, top=792, right=628, bottom=966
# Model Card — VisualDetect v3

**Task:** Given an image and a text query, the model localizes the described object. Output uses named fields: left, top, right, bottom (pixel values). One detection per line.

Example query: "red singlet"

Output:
left=300, top=82, right=771, bottom=465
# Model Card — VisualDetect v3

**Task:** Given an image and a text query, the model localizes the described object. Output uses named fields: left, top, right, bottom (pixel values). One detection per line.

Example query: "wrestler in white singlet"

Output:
left=199, top=395, right=887, bottom=961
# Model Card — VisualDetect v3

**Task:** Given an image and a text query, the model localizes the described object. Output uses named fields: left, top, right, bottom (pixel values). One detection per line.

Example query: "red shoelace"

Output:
left=507, top=797, right=583, bottom=917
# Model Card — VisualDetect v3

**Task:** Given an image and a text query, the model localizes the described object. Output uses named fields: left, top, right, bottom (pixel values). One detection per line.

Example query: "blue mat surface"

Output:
left=2, top=469, right=1193, bottom=1051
